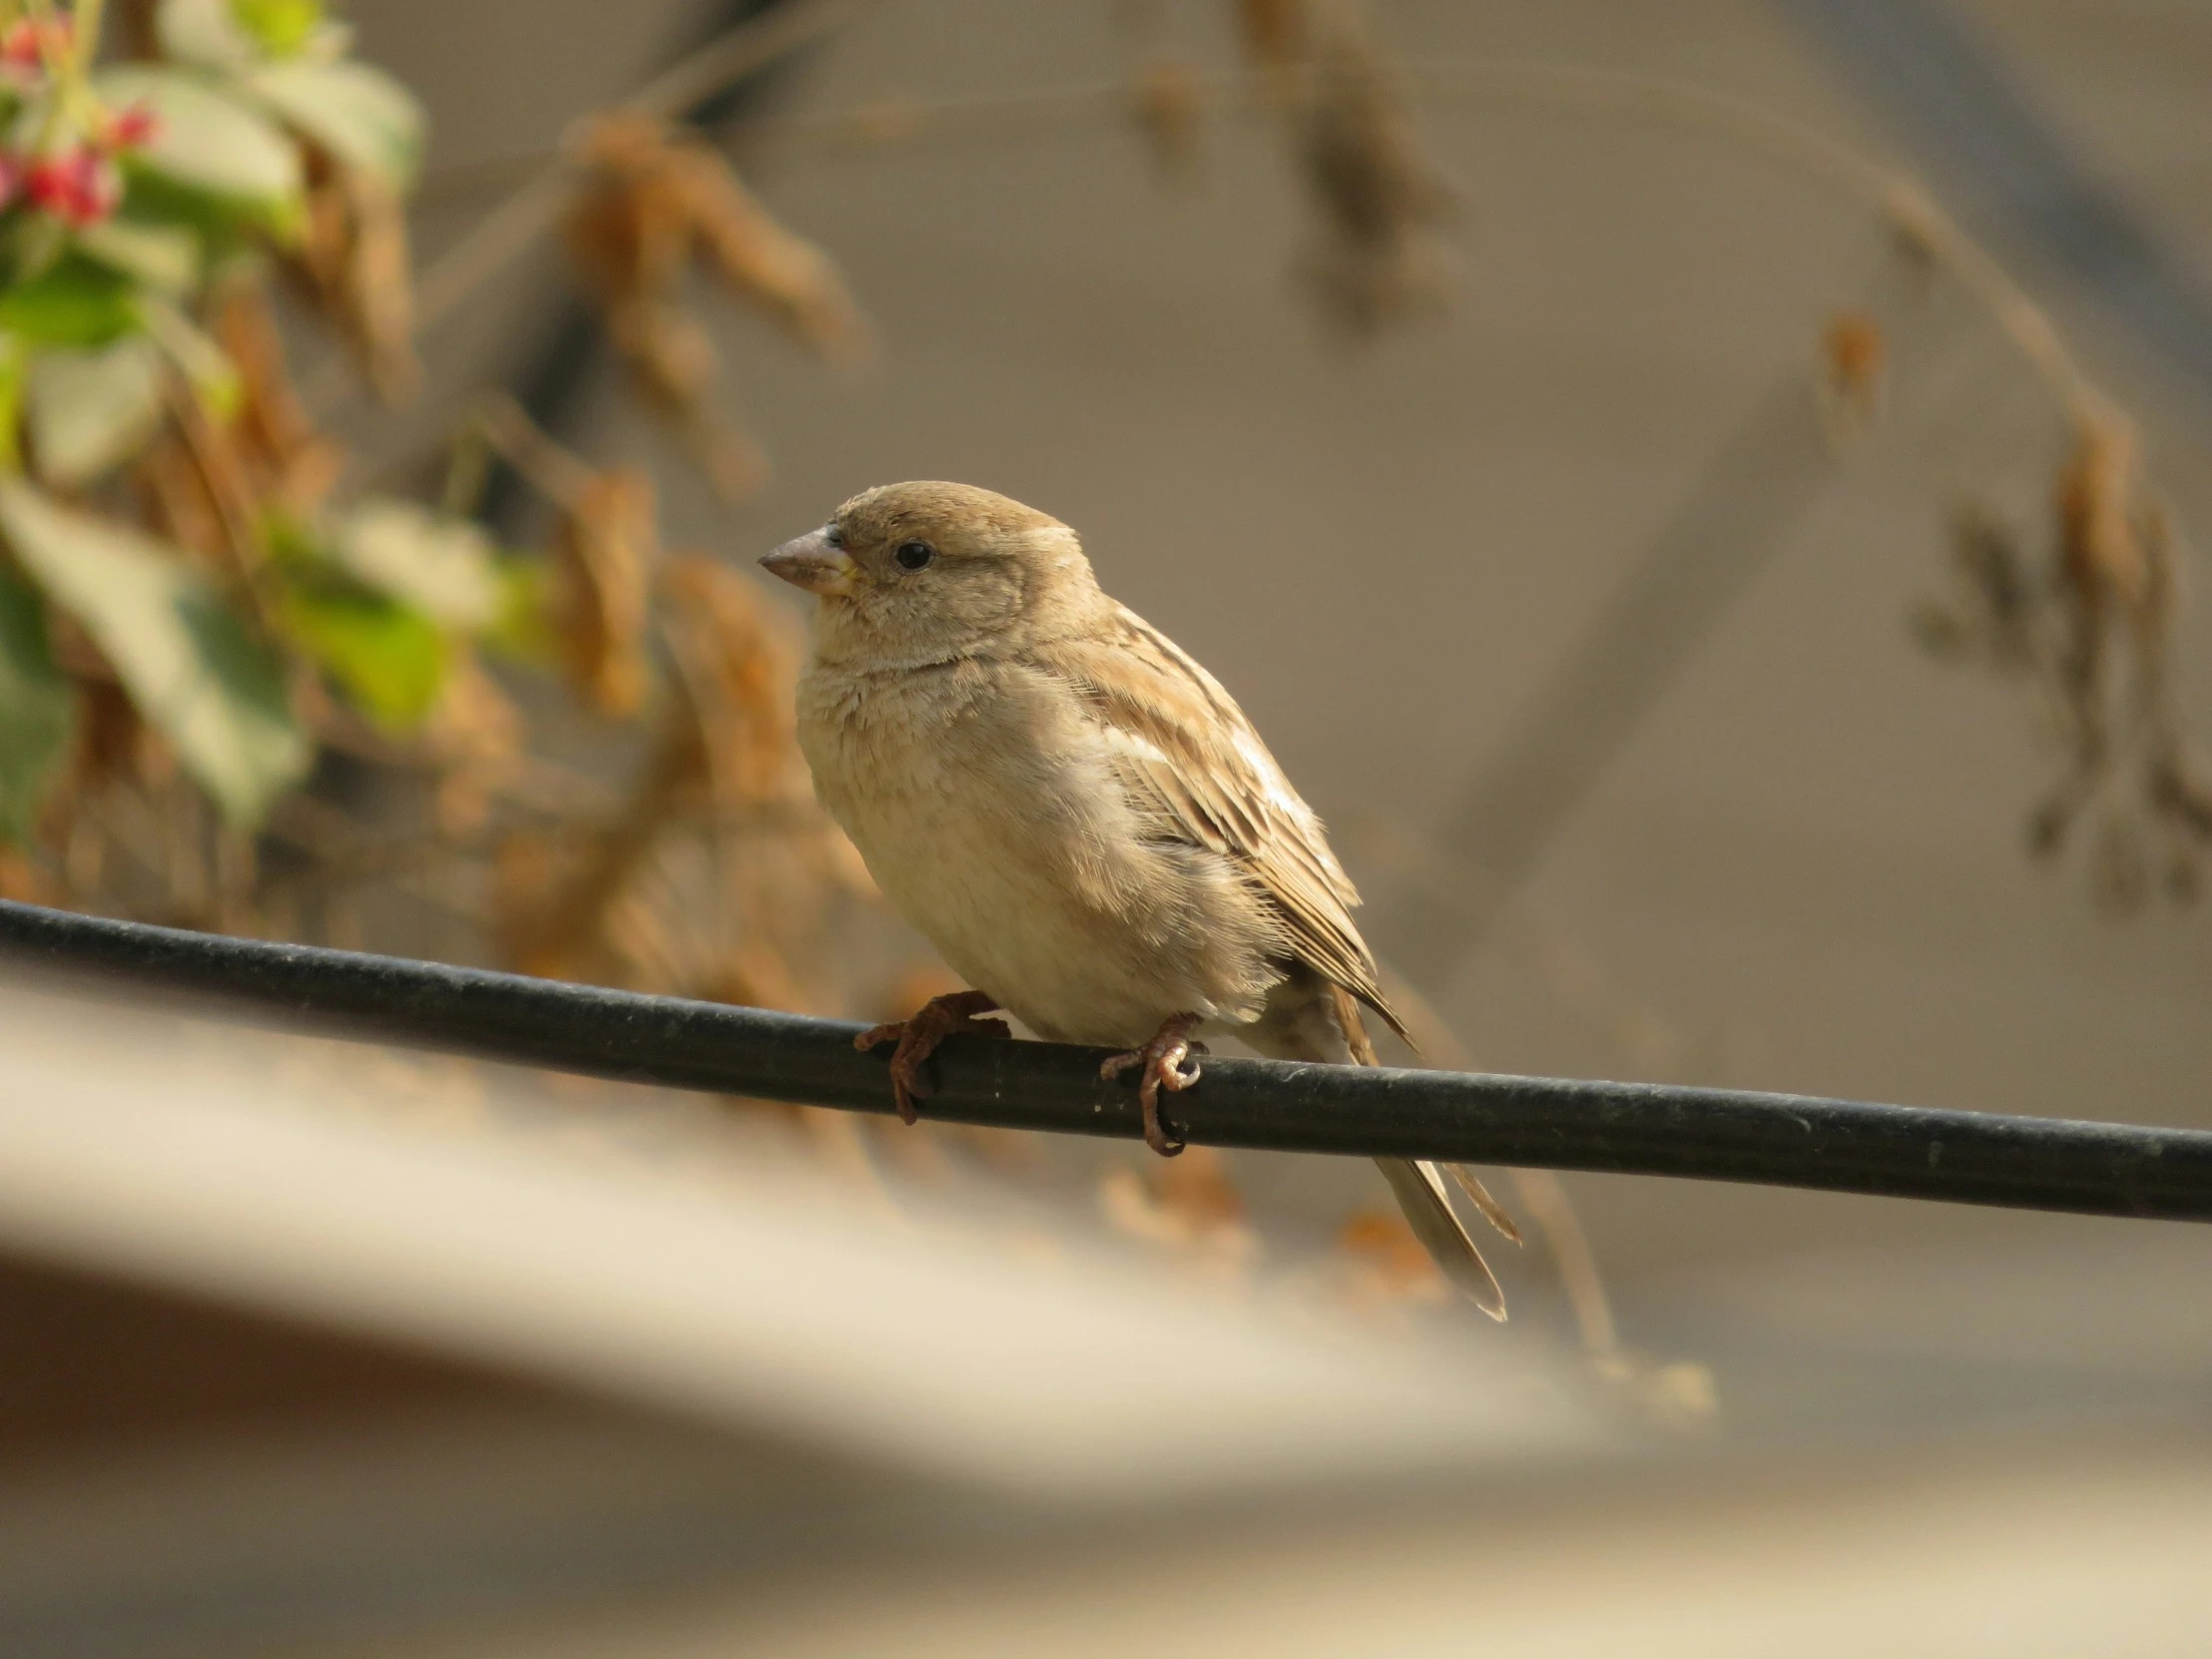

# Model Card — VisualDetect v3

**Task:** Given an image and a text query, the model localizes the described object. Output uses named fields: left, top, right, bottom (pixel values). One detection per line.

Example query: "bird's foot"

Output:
left=854, top=989, right=1010, bottom=1125
left=1100, top=1014, right=1208, bottom=1157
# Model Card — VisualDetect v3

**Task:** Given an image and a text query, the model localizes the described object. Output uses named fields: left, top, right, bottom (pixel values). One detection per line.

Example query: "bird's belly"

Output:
left=841, top=787, right=1204, bottom=1047
left=811, top=726, right=1271, bottom=1047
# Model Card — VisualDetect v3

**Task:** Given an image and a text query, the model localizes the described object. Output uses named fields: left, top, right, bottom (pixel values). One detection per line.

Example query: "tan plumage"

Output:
left=1028, top=612, right=1408, bottom=1046
left=763, top=481, right=1506, bottom=1316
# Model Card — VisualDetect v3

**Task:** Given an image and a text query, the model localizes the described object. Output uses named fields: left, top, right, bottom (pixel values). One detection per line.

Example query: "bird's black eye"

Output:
left=894, top=539, right=935, bottom=571
left=824, top=524, right=844, bottom=549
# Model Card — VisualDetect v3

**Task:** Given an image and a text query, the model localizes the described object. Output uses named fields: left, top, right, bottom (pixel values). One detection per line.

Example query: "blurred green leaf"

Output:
left=333, top=499, right=500, bottom=629
left=283, top=581, right=444, bottom=731
left=97, top=68, right=304, bottom=223
left=485, top=553, right=557, bottom=666
left=0, top=334, right=29, bottom=473
left=26, top=336, right=166, bottom=487
left=6, top=215, right=71, bottom=290
left=0, top=259, right=141, bottom=349
left=261, top=507, right=320, bottom=570
left=0, top=571, right=76, bottom=843
left=232, top=0, right=327, bottom=57
left=74, top=219, right=201, bottom=295
left=247, top=58, right=424, bottom=188
left=109, top=177, right=265, bottom=269
left=0, top=481, right=308, bottom=826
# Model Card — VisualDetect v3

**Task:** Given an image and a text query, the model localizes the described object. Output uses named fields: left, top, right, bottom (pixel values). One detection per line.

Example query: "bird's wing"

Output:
left=1022, top=604, right=1407, bottom=1039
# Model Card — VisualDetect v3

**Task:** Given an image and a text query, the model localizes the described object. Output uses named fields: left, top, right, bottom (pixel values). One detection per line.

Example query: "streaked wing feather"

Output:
left=1024, top=606, right=1407, bottom=1039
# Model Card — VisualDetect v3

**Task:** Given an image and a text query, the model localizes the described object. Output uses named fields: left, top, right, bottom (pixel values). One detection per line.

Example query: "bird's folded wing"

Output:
left=1022, top=605, right=1407, bottom=1039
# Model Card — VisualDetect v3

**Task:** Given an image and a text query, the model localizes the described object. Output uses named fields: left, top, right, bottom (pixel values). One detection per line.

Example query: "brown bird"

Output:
left=762, top=481, right=1513, bottom=1316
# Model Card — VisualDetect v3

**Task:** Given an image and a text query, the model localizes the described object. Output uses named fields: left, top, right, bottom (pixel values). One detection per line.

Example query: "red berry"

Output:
left=103, top=102, right=159, bottom=153
left=27, top=148, right=119, bottom=228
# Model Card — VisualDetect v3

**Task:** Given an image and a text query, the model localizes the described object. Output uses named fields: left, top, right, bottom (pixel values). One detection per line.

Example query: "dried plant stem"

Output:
left=725, top=58, right=2108, bottom=420
left=166, top=383, right=280, bottom=617
left=471, top=391, right=598, bottom=510
left=1392, top=58, right=2100, bottom=418
left=1504, top=1166, right=1619, bottom=1360
left=407, top=0, right=876, bottom=340
left=407, top=169, right=575, bottom=346
left=397, top=39, right=2107, bottom=438
left=507, top=706, right=704, bottom=977
left=733, top=82, right=1141, bottom=156
left=624, top=0, right=876, bottom=127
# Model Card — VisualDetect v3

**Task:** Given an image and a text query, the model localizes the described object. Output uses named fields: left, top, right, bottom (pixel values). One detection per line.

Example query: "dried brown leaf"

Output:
left=683, top=167, right=870, bottom=365
left=75, top=677, right=142, bottom=793
left=500, top=708, right=701, bottom=981
left=1917, top=410, right=2212, bottom=903
left=1282, top=0, right=1458, bottom=335
left=1915, top=501, right=2045, bottom=674
left=657, top=553, right=810, bottom=807
left=1132, top=57, right=1204, bottom=184
left=135, top=430, right=229, bottom=567
left=622, top=305, right=769, bottom=499
left=565, top=115, right=868, bottom=497
left=0, top=846, right=47, bottom=902
left=1818, top=308, right=1887, bottom=445
left=1446, top=1164, right=1523, bottom=1245
left=657, top=554, right=876, bottom=947
left=293, top=151, right=420, bottom=402
left=167, top=381, right=273, bottom=596
left=2057, top=409, right=2149, bottom=619
left=425, top=652, right=526, bottom=839
left=214, top=282, right=344, bottom=515
left=565, top=141, right=764, bottom=498
left=1236, top=0, right=1307, bottom=65
left=556, top=469, right=660, bottom=718
left=492, top=828, right=570, bottom=944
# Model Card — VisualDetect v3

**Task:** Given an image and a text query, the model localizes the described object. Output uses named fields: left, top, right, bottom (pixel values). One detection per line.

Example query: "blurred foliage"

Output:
left=1915, top=408, right=2212, bottom=910
left=0, top=0, right=888, bottom=1032
left=0, top=0, right=441, bottom=843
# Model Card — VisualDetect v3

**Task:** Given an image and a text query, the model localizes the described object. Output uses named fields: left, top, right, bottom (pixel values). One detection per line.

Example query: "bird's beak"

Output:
left=760, top=530, right=858, bottom=597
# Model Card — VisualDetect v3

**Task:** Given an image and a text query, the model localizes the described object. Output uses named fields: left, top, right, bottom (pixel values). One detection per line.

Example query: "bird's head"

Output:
left=761, top=481, right=1098, bottom=664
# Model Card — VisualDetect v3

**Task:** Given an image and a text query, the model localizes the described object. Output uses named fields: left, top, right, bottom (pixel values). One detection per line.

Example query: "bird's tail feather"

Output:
left=1322, top=985, right=1513, bottom=1320
left=1375, top=1156, right=1507, bottom=1320
left=1445, top=1163, right=1523, bottom=1246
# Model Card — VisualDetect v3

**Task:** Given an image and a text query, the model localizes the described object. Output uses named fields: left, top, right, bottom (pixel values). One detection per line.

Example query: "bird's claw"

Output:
left=1101, top=1015, right=1207, bottom=1157
left=854, top=989, right=1009, bottom=1124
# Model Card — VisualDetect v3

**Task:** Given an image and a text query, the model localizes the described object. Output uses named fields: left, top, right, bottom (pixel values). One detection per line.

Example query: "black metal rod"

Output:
left=1, top=899, right=2206, bottom=1223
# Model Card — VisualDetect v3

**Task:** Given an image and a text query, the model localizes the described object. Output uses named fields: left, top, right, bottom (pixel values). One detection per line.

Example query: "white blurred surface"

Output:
left=361, top=1432, right=2212, bottom=1659
left=0, top=975, right=1597, bottom=1502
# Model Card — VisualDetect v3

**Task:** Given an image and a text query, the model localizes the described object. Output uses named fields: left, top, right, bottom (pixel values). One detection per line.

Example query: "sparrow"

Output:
left=763, top=481, right=1512, bottom=1316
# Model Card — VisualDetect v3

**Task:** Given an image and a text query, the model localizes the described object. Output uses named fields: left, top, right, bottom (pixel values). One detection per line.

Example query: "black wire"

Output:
left=3, top=899, right=2208, bottom=1224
